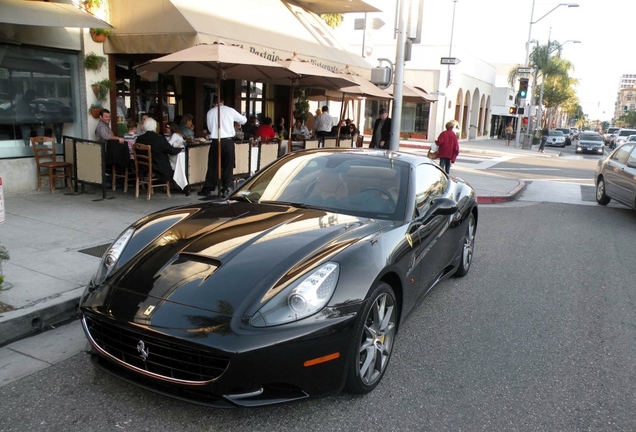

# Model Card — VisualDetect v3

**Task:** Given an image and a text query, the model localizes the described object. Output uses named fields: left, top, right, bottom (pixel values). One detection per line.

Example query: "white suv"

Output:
left=611, top=128, right=636, bottom=149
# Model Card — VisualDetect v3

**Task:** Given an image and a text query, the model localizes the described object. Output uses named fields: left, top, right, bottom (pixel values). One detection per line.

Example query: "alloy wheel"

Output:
left=357, top=292, right=396, bottom=386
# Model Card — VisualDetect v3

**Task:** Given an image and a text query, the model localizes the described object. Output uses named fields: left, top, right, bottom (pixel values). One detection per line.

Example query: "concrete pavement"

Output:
left=0, top=137, right=560, bottom=350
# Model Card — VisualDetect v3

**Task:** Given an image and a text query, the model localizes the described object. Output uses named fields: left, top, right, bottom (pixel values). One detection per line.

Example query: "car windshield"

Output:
left=549, top=131, right=564, bottom=136
left=627, top=136, right=636, bottom=142
left=618, top=130, right=636, bottom=136
left=233, top=151, right=410, bottom=221
left=580, top=134, right=603, bottom=141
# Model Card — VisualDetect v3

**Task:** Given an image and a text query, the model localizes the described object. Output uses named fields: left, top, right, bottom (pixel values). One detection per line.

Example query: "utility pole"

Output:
left=389, top=0, right=406, bottom=151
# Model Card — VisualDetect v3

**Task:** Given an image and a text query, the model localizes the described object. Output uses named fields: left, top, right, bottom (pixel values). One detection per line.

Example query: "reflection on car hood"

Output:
left=99, top=201, right=386, bottom=320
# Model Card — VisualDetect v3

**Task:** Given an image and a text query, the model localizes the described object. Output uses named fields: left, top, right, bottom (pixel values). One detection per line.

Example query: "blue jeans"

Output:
left=439, top=158, right=451, bottom=174
left=539, top=136, right=547, bottom=151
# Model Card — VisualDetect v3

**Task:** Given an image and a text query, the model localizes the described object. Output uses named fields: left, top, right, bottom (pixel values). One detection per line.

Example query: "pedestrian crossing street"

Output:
left=407, top=149, right=515, bottom=170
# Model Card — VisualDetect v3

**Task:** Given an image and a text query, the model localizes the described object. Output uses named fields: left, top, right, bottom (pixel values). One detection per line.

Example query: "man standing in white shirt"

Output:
left=199, top=96, right=247, bottom=198
left=314, top=105, right=334, bottom=138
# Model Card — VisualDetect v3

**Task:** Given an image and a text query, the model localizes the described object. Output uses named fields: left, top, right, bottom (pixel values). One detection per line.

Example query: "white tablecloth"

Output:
left=170, top=151, right=188, bottom=190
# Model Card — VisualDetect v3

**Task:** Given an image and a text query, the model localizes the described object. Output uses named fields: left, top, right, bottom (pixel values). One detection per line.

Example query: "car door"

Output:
left=410, top=164, right=455, bottom=292
left=604, top=144, right=634, bottom=201
left=613, top=146, right=636, bottom=206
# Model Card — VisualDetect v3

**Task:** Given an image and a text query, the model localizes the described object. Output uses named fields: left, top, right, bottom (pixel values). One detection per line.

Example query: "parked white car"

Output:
left=545, top=130, right=566, bottom=147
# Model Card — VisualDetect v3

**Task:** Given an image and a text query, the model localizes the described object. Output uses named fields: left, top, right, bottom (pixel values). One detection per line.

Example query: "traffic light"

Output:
left=509, top=106, right=517, bottom=115
left=624, top=106, right=628, bottom=113
left=518, top=78, right=529, bottom=99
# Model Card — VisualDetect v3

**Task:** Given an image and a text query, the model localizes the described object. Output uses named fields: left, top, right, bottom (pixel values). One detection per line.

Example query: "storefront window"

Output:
left=0, top=44, right=80, bottom=158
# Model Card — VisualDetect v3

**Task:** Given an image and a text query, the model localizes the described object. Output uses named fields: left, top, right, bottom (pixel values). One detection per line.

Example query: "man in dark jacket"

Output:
left=135, top=117, right=182, bottom=183
left=370, top=108, right=391, bottom=149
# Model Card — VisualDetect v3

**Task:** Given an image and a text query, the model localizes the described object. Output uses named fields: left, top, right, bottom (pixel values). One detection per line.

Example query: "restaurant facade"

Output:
left=0, top=0, right=382, bottom=193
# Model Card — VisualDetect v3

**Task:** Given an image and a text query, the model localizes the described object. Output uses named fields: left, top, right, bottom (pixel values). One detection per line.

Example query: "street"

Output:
left=1, top=149, right=635, bottom=431
left=1, top=203, right=634, bottom=431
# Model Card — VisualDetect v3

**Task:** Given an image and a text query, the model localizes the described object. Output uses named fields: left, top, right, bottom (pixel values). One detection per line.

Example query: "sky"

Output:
left=334, top=0, right=636, bottom=121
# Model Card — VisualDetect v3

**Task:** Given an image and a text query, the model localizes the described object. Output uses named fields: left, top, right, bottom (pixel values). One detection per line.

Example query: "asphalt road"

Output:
left=0, top=202, right=634, bottom=431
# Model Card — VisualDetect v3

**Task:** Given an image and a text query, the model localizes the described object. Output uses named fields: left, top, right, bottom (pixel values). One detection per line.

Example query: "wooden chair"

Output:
left=258, top=142, right=279, bottom=171
left=322, top=137, right=338, bottom=148
left=233, top=141, right=251, bottom=187
left=107, top=139, right=132, bottom=192
left=304, top=139, right=320, bottom=149
left=132, top=143, right=171, bottom=200
left=31, top=136, right=73, bottom=194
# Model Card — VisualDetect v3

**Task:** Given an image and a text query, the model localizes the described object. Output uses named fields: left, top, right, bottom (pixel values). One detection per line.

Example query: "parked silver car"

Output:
left=595, top=143, right=636, bottom=210
left=575, top=131, right=604, bottom=154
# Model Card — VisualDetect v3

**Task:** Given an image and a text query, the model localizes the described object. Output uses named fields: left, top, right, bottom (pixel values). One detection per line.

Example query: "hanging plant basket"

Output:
left=89, top=105, right=102, bottom=119
left=89, top=28, right=111, bottom=43
left=91, top=84, right=99, bottom=98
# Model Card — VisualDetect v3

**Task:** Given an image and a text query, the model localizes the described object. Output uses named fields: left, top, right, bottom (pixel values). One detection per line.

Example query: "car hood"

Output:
left=579, top=139, right=603, bottom=145
left=87, top=201, right=389, bottom=322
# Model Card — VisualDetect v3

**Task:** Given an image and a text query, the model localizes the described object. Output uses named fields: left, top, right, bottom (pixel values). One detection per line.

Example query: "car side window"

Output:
left=628, top=147, right=636, bottom=166
left=612, top=144, right=634, bottom=164
left=414, top=164, right=448, bottom=216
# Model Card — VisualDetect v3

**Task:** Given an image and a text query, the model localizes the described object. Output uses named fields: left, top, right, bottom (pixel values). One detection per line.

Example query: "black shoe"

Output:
left=197, top=189, right=210, bottom=196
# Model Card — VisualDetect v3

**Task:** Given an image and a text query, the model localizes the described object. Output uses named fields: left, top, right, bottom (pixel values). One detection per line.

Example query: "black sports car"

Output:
left=80, top=148, right=478, bottom=407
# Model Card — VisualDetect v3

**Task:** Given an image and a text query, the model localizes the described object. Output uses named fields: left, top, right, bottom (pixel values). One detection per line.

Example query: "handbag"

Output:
left=427, top=149, right=439, bottom=159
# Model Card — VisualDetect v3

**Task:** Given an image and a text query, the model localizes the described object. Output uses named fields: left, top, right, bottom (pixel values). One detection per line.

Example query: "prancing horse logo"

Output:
left=137, top=340, right=150, bottom=361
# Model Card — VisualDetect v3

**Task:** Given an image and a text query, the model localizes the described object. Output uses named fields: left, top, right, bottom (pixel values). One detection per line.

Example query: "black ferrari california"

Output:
left=80, top=148, right=478, bottom=407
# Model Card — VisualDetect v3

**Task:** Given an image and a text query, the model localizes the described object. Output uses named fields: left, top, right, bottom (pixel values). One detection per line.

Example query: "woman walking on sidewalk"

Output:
left=436, top=121, right=460, bottom=174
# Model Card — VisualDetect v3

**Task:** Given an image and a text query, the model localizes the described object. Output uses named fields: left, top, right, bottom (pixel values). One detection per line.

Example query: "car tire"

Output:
left=596, top=178, right=611, bottom=205
left=454, top=212, right=476, bottom=278
left=345, top=282, right=397, bottom=395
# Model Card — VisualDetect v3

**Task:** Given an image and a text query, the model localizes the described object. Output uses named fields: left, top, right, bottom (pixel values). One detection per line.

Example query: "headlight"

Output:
left=92, top=227, right=135, bottom=285
left=250, top=262, right=339, bottom=327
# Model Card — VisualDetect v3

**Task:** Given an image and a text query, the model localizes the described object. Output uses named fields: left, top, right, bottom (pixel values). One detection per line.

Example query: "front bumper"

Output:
left=576, top=146, right=604, bottom=154
left=81, top=309, right=359, bottom=407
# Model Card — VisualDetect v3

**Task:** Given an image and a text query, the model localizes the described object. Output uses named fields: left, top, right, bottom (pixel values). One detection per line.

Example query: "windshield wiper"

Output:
left=230, top=195, right=253, bottom=203
left=260, top=200, right=319, bottom=209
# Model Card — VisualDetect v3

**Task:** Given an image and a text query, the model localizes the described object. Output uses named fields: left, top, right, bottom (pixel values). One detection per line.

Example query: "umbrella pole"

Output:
left=336, top=93, right=346, bottom=147
left=217, top=77, right=222, bottom=197
left=288, top=87, right=293, bottom=154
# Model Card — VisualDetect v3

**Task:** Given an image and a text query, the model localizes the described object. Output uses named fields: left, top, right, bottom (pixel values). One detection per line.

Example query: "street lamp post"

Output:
left=516, top=1, right=579, bottom=148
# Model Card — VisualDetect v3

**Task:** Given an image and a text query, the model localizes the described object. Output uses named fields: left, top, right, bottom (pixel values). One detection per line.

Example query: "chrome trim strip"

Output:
left=82, top=316, right=218, bottom=386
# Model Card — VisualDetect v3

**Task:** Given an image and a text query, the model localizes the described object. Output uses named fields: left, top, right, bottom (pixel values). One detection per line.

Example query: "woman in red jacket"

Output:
left=436, top=121, right=460, bottom=174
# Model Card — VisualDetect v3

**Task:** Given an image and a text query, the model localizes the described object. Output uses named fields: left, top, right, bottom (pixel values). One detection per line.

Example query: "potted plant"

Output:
left=89, top=102, right=102, bottom=119
left=89, top=28, right=112, bottom=43
left=84, top=52, right=106, bottom=72
left=82, top=0, right=102, bottom=13
left=91, top=79, right=115, bottom=102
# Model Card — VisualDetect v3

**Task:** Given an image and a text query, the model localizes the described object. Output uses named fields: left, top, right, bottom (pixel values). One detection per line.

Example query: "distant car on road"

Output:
left=604, top=127, right=620, bottom=144
left=610, top=128, right=636, bottom=149
left=575, top=131, right=604, bottom=154
left=555, top=127, right=572, bottom=145
left=595, top=143, right=636, bottom=210
left=545, top=130, right=566, bottom=147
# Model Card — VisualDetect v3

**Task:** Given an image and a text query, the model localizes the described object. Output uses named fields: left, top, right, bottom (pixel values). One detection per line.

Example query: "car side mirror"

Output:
left=429, top=197, right=458, bottom=216
left=627, top=161, right=636, bottom=169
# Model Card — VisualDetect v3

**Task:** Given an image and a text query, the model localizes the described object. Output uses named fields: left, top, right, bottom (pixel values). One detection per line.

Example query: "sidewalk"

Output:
left=0, top=138, right=558, bottom=346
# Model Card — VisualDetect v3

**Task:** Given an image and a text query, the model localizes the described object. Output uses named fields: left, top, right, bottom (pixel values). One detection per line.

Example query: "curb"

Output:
left=477, top=180, right=527, bottom=204
left=0, top=287, right=83, bottom=347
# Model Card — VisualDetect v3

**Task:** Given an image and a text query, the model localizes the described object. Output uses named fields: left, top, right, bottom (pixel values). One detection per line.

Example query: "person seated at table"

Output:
left=274, top=117, right=287, bottom=139
left=136, top=113, right=149, bottom=135
left=167, top=122, right=185, bottom=169
left=123, top=118, right=138, bottom=159
left=255, top=117, right=276, bottom=141
left=234, top=122, right=245, bottom=141
left=179, top=113, right=195, bottom=141
left=331, top=119, right=347, bottom=137
left=135, top=117, right=182, bottom=183
left=242, top=115, right=258, bottom=140
left=291, top=117, right=310, bottom=140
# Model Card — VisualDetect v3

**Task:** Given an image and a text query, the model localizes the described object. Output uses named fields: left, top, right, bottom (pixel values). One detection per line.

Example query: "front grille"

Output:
left=83, top=316, right=229, bottom=384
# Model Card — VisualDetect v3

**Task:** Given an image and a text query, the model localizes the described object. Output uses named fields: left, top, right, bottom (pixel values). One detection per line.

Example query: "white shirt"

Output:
left=314, top=112, right=334, bottom=133
left=206, top=105, right=247, bottom=139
